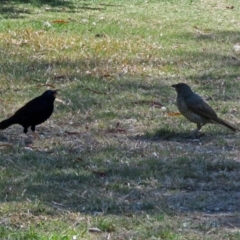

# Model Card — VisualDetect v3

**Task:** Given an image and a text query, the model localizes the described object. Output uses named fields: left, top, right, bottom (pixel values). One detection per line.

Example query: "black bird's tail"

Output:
left=0, top=116, right=17, bottom=130
left=216, top=117, right=239, bottom=132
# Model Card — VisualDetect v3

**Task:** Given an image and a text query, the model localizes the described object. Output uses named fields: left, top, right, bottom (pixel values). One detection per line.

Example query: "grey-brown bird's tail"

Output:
left=215, top=118, right=239, bottom=132
left=0, top=116, right=17, bottom=130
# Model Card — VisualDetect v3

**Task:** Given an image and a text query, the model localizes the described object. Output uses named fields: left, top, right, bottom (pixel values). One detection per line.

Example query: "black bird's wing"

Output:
left=14, top=96, right=53, bottom=125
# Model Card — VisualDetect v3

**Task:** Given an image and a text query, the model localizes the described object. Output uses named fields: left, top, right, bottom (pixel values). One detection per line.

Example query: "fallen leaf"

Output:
left=233, top=43, right=240, bottom=54
left=53, top=74, right=67, bottom=80
left=167, top=112, right=182, bottom=117
left=95, top=33, right=105, bottom=38
left=55, top=98, right=66, bottom=104
left=83, top=87, right=108, bottom=95
left=193, top=25, right=200, bottom=30
left=11, top=39, right=28, bottom=46
left=74, top=157, right=83, bottom=162
left=23, top=147, right=33, bottom=151
left=88, top=227, right=102, bottom=233
left=85, top=70, right=92, bottom=75
left=92, top=170, right=107, bottom=177
left=133, top=100, right=163, bottom=108
left=52, top=20, right=69, bottom=24
left=37, top=83, right=56, bottom=88
left=51, top=201, right=66, bottom=206
left=103, top=122, right=128, bottom=134
left=0, top=143, right=13, bottom=148
left=106, top=128, right=127, bottom=134
left=100, top=74, right=114, bottom=78
left=65, top=131, right=81, bottom=135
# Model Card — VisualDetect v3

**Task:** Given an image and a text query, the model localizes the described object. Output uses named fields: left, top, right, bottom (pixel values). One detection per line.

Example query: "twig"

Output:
left=83, top=87, right=108, bottom=95
left=133, top=100, right=163, bottom=108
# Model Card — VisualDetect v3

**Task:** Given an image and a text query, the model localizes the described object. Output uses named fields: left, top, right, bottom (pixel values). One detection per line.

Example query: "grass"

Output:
left=1, top=0, right=240, bottom=239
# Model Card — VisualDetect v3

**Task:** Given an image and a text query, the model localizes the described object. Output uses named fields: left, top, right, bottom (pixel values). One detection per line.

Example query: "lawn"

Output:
left=0, top=0, right=240, bottom=239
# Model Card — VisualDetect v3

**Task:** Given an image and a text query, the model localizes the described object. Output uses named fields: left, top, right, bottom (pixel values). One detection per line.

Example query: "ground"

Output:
left=0, top=0, right=240, bottom=239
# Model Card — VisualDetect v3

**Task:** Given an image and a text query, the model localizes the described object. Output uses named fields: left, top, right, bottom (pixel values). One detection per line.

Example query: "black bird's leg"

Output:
left=23, top=127, right=28, bottom=134
left=31, top=126, right=41, bottom=139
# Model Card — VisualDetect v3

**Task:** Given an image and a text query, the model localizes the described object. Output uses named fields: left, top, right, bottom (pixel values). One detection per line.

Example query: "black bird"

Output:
left=0, top=90, right=58, bottom=135
left=172, top=83, right=239, bottom=134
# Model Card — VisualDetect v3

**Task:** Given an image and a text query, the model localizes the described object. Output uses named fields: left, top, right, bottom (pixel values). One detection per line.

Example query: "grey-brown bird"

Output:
left=172, top=83, right=239, bottom=134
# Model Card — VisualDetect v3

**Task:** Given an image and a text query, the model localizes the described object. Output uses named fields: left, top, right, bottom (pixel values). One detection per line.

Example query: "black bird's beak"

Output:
left=53, top=90, right=59, bottom=97
left=172, top=84, right=176, bottom=88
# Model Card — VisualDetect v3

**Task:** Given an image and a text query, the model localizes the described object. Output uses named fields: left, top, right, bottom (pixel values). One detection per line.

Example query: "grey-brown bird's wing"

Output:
left=185, top=93, right=218, bottom=120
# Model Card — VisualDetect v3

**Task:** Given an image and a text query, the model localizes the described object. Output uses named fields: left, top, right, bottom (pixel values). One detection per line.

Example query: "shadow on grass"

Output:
left=0, top=5, right=32, bottom=19
left=1, top=0, right=75, bottom=7
left=0, top=0, right=123, bottom=19
left=1, top=140, right=240, bottom=226
left=0, top=0, right=73, bottom=19
left=133, top=127, right=238, bottom=143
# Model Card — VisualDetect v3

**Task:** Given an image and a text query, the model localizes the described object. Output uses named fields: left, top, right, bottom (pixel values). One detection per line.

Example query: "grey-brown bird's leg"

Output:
left=188, top=123, right=204, bottom=138
left=191, top=128, right=199, bottom=137
left=195, top=123, right=205, bottom=137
